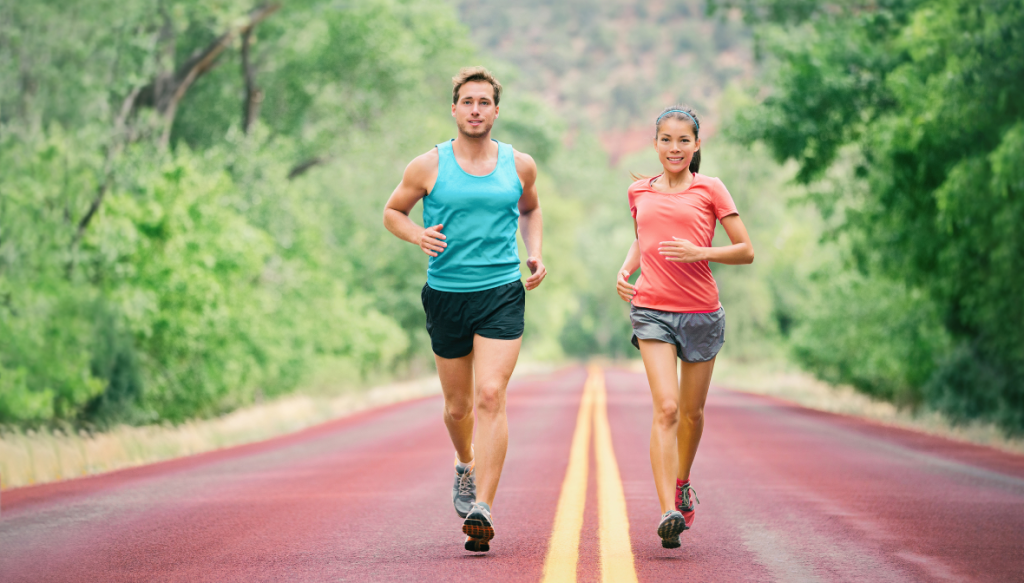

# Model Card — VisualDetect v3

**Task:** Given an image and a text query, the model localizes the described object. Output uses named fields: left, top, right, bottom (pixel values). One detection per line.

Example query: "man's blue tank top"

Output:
left=423, top=139, right=523, bottom=292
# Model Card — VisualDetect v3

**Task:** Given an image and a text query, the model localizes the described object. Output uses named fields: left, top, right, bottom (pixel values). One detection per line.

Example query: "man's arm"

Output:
left=514, top=150, right=546, bottom=290
left=383, top=149, right=445, bottom=257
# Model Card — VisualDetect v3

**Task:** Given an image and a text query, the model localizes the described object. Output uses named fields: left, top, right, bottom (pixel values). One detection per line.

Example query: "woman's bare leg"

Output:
left=638, top=339, right=682, bottom=514
left=677, top=358, right=715, bottom=481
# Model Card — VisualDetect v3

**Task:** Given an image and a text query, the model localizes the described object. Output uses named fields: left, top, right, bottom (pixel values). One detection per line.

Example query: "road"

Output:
left=2, top=366, right=1023, bottom=582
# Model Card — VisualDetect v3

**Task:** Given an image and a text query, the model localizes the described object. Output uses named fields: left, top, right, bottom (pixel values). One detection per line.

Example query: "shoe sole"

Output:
left=465, top=536, right=490, bottom=552
left=463, top=516, right=495, bottom=544
left=658, top=515, right=685, bottom=546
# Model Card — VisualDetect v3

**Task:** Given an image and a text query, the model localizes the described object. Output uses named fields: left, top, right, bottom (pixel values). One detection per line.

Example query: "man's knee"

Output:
left=445, top=397, right=474, bottom=422
left=475, top=381, right=507, bottom=415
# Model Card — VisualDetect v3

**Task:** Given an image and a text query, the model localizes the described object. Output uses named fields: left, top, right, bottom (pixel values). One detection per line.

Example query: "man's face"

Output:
left=452, top=81, right=498, bottom=138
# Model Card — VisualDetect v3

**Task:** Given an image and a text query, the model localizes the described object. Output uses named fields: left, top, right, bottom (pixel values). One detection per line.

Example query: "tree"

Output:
left=728, top=0, right=1024, bottom=431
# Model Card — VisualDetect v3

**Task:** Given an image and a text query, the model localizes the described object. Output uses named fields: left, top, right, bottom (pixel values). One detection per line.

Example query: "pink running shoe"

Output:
left=675, top=480, right=700, bottom=529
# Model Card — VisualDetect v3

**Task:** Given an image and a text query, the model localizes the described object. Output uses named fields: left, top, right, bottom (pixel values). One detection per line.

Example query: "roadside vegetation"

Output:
left=465, top=0, right=1024, bottom=435
left=716, top=0, right=1024, bottom=433
left=1, top=0, right=472, bottom=428
left=1, top=0, right=1021, bottom=453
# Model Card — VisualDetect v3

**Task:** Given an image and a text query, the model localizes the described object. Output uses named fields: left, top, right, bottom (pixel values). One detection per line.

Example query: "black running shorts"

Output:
left=421, top=280, right=525, bottom=359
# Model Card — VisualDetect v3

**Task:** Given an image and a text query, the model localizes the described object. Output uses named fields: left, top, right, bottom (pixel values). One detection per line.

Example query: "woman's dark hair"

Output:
left=654, top=105, right=701, bottom=174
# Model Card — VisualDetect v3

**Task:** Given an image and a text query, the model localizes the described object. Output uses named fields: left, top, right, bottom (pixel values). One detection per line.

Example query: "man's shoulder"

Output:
left=511, top=147, right=537, bottom=178
left=410, top=147, right=440, bottom=168
left=405, top=147, right=440, bottom=176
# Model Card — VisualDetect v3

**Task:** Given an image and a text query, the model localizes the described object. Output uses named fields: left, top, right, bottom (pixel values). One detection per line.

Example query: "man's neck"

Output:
left=453, top=132, right=497, bottom=161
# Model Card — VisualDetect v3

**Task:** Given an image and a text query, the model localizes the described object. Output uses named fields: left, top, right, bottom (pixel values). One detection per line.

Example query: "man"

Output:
left=383, top=67, right=546, bottom=553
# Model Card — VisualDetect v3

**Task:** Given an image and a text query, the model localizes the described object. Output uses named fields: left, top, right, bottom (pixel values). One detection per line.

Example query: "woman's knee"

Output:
left=681, top=406, right=704, bottom=427
left=655, top=399, right=679, bottom=427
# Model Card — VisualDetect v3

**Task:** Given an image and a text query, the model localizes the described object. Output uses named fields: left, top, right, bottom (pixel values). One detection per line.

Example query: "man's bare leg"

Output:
left=435, top=352, right=475, bottom=464
left=470, top=334, right=521, bottom=507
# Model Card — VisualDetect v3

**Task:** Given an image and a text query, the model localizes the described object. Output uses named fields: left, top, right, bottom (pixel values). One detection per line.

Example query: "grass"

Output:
left=3, top=358, right=1021, bottom=491
left=710, top=357, right=1024, bottom=455
left=0, top=376, right=443, bottom=491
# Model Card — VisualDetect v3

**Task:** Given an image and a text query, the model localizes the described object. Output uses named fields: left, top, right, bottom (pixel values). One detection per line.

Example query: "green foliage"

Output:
left=536, top=133, right=638, bottom=360
left=790, top=271, right=950, bottom=405
left=735, top=0, right=1024, bottom=431
left=8, top=0, right=951, bottom=434
left=0, top=0, right=467, bottom=426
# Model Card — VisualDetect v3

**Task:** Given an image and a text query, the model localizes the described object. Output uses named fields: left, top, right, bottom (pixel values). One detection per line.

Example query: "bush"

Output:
left=925, top=346, right=1024, bottom=435
left=790, top=272, right=950, bottom=406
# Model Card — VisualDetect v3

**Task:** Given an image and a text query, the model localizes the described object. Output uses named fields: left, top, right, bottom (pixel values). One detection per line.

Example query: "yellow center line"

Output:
left=541, top=370, right=594, bottom=583
left=593, top=366, right=639, bottom=583
left=541, top=365, right=638, bottom=583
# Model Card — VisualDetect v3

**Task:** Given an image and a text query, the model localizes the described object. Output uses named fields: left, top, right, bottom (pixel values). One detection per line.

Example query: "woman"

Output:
left=616, top=106, right=754, bottom=548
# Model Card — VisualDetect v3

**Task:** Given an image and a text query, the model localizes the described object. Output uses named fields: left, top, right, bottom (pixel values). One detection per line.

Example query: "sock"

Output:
left=456, top=446, right=475, bottom=470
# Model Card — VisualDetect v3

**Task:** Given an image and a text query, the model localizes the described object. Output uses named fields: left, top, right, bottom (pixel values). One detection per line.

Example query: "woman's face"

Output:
left=654, top=117, right=700, bottom=174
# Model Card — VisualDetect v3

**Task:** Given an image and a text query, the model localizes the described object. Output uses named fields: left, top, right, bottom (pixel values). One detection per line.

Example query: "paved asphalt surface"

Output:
left=2, top=366, right=1023, bottom=582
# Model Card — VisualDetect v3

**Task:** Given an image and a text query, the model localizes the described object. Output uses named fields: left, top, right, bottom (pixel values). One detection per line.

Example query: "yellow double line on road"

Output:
left=541, top=366, right=638, bottom=583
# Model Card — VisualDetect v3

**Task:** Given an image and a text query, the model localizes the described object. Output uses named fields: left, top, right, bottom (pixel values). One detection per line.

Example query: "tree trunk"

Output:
left=72, top=86, right=142, bottom=248
left=288, top=156, right=333, bottom=180
left=241, top=27, right=263, bottom=134
left=131, top=3, right=281, bottom=147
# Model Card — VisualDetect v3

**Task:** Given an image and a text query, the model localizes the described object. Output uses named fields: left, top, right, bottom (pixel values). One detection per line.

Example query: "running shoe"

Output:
left=452, top=459, right=476, bottom=518
left=464, top=535, right=490, bottom=553
left=462, top=502, right=494, bottom=552
left=675, top=480, right=700, bottom=529
left=657, top=510, right=685, bottom=549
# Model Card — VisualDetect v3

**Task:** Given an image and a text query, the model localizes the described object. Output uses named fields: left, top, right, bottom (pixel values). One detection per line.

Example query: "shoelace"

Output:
left=458, top=467, right=475, bottom=497
left=676, top=483, right=700, bottom=510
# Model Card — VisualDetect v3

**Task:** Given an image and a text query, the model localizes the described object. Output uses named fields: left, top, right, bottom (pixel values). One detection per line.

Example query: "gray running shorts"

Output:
left=630, top=305, right=725, bottom=363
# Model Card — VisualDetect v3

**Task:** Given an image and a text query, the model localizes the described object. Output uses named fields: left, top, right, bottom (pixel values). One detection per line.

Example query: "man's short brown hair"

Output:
left=452, top=66, right=502, bottom=105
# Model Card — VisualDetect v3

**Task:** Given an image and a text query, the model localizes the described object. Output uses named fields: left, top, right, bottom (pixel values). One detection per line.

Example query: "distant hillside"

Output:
left=455, top=0, right=755, bottom=162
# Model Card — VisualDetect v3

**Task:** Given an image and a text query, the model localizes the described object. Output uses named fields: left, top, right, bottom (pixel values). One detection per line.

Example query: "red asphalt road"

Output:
left=2, top=367, right=1023, bottom=582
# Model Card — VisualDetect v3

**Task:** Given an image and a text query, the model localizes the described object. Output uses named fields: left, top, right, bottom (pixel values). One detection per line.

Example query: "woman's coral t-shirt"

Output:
left=628, top=173, right=738, bottom=313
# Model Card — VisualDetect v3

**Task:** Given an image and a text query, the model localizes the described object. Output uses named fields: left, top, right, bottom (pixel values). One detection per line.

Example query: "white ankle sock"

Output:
left=456, top=446, right=475, bottom=470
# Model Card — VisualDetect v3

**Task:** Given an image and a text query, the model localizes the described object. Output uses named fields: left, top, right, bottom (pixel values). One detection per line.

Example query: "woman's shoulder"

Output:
left=693, top=173, right=727, bottom=190
left=628, top=177, right=649, bottom=191
left=627, top=175, right=656, bottom=195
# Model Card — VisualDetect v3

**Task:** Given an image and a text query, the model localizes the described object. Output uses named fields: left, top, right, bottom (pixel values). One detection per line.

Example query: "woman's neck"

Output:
left=654, top=169, right=694, bottom=192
